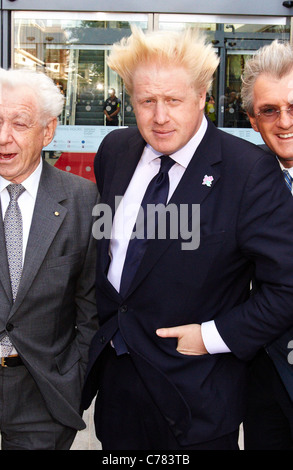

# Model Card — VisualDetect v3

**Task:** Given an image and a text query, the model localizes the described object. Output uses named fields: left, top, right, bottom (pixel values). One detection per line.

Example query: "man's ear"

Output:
left=198, top=89, right=207, bottom=111
left=43, top=117, right=58, bottom=147
left=247, top=113, right=259, bottom=133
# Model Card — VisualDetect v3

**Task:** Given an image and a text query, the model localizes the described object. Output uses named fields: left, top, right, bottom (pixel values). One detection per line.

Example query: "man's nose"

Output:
left=0, top=122, right=13, bottom=144
left=278, top=109, right=293, bottom=128
left=154, top=102, right=169, bottom=124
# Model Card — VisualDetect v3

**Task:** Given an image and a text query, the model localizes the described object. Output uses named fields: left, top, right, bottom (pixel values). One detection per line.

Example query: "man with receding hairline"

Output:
left=0, top=68, right=98, bottom=449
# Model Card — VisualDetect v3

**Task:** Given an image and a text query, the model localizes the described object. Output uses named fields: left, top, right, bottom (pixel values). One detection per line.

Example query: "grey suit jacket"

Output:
left=0, top=161, right=99, bottom=430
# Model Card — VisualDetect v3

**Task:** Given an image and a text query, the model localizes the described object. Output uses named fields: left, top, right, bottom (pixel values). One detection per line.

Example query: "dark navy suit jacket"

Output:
left=82, top=120, right=293, bottom=445
left=253, top=143, right=293, bottom=402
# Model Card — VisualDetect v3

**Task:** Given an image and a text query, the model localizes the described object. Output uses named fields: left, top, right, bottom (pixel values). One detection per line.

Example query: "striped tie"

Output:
left=283, top=169, right=293, bottom=193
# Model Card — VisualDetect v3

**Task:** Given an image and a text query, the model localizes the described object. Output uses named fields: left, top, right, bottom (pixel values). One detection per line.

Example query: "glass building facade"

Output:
left=1, top=0, right=292, bottom=180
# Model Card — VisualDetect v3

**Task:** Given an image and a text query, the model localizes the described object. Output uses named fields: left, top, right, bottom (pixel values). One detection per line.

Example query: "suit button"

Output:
left=120, top=305, right=128, bottom=313
left=6, top=323, right=14, bottom=332
left=100, top=335, right=106, bottom=344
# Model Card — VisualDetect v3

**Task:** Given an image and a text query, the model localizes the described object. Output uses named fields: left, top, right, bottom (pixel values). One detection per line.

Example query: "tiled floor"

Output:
left=71, top=402, right=101, bottom=450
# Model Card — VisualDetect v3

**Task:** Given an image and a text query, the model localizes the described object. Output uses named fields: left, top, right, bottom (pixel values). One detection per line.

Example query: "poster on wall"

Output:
left=43, top=125, right=126, bottom=181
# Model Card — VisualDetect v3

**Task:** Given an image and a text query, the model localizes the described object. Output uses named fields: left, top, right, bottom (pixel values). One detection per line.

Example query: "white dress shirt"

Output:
left=0, top=158, right=42, bottom=355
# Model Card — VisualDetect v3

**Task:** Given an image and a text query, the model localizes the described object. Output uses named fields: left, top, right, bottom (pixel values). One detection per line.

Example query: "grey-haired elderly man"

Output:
left=0, top=68, right=98, bottom=450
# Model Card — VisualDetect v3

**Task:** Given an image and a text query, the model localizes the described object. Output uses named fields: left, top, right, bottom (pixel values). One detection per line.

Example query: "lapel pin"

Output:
left=202, top=175, right=214, bottom=187
left=54, top=211, right=60, bottom=216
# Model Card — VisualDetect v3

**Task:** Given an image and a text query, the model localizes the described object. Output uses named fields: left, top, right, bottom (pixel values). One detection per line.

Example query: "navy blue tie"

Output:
left=112, top=155, right=175, bottom=355
left=119, top=155, right=175, bottom=297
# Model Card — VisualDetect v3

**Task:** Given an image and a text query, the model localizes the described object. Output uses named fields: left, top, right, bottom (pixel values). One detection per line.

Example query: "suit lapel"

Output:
left=0, top=199, right=13, bottom=302
left=10, top=162, right=68, bottom=314
left=98, top=131, right=145, bottom=294
left=107, top=131, right=146, bottom=213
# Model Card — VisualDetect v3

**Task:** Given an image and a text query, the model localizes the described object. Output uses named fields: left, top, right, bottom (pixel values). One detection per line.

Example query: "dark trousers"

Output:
left=244, top=349, right=293, bottom=450
left=0, top=364, right=76, bottom=450
left=94, top=345, right=239, bottom=450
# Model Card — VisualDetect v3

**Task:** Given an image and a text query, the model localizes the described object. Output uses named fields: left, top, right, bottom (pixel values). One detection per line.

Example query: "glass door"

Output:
left=12, top=11, right=149, bottom=128
left=10, top=11, right=292, bottom=180
left=222, top=20, right=290, bottom=129
left=157, top=14, right=290, bottom=134
left=12, top=11, right=149, bottom=180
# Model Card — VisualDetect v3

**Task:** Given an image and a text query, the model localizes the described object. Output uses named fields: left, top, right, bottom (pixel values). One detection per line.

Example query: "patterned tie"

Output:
left=1, top=183, right=25, bottom=356
left=283, top=169, right=293, bottom=193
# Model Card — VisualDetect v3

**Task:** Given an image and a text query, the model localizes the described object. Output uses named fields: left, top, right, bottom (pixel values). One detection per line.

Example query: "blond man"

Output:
left=82, top=28, right=293, bottom=450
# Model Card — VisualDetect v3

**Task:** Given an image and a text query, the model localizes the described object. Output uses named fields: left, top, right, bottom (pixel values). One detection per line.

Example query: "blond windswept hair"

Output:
left=107, top=26, right=219, bottom=95
left=241, top=40, right=293, bottom=116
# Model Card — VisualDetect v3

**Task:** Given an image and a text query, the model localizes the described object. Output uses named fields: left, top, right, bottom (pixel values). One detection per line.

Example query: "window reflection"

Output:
left=158, top=16, right=290, bottom=128
left=10, top=12, right=291, bottom=181
left=13, top=13, right=148, bottom=127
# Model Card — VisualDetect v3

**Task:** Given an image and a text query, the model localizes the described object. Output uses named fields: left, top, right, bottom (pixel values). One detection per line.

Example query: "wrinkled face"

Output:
left=131, top=63, right=206, bottom=155
left=248, top=70, right=293, bottom=168
left=0, top=85, right=57, bottom=183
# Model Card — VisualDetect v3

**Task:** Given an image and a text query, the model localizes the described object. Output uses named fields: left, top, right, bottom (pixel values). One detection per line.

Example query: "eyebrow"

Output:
left=259, top=104, right=278, bottom=108
left=12, top=112, right=32, bottom=120
left=259, top=103, right=293, bottom=109
left=0, top=112, right=33, bottom=123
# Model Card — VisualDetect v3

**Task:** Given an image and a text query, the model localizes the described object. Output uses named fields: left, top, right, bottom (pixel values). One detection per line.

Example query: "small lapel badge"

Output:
left=202, top=175, right=214, bottom=187
left=54, top=211, right=60, bottom=216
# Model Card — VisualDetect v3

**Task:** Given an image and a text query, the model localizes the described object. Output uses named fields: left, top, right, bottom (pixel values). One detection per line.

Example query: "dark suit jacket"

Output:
left=0, top=161, right=99, bottom=430
left=253, top=144, right=293, bottom=402
left=82, top=121, right=293, bottom=445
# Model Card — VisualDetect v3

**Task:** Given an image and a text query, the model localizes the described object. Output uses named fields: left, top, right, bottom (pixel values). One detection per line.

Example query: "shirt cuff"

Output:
left=201, top=320, right=231, bottom=354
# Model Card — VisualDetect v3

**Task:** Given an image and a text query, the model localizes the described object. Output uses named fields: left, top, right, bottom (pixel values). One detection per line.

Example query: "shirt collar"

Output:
left=144, top=115, right=208, bottom=168
left=0, top=158, right=43, bottom=199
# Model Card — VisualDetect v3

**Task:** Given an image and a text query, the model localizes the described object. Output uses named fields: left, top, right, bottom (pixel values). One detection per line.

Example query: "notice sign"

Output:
left=44, top=125, right=125, bottom=152
left=220, top=127, right=264, bottom=145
